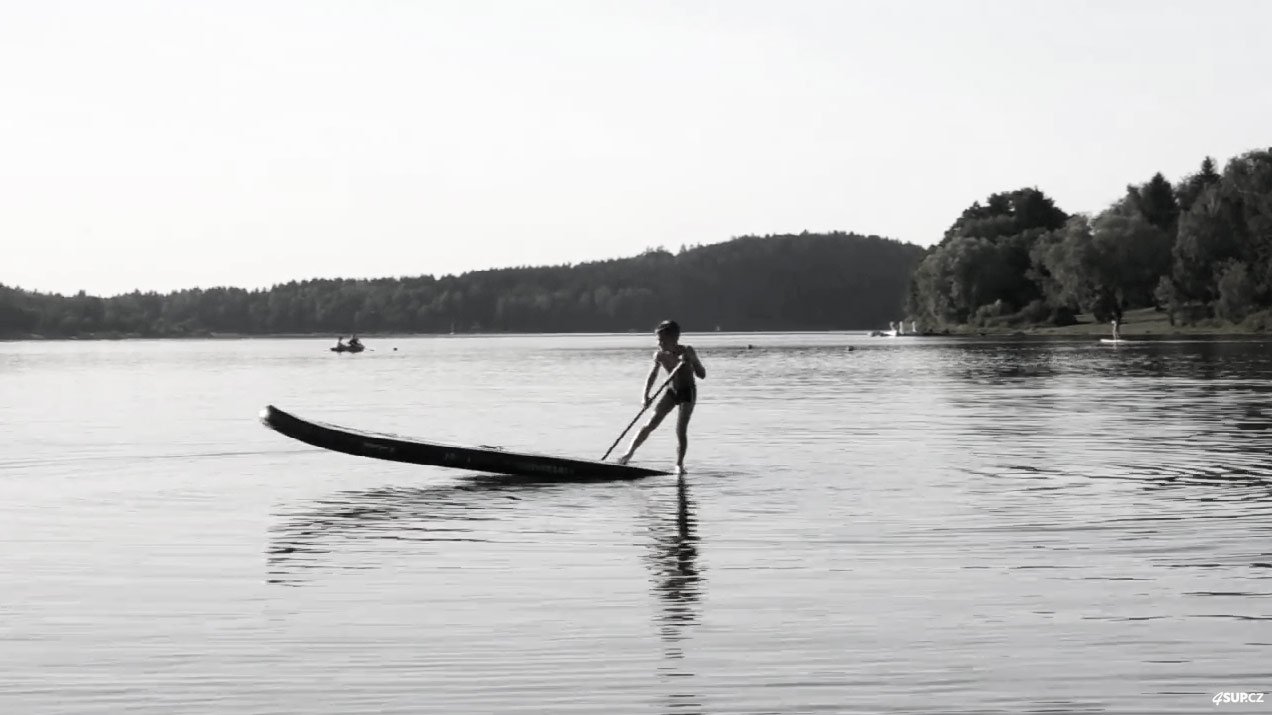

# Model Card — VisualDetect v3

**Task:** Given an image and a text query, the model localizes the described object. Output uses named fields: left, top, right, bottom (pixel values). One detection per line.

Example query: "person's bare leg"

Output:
left=674, top=401, right=695, bottom=474
left=617, top=400, right=673, bottom=464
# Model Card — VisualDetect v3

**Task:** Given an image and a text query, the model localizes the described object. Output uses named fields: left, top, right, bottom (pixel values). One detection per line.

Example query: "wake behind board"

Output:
left=260, top=405, right=669, bottom=479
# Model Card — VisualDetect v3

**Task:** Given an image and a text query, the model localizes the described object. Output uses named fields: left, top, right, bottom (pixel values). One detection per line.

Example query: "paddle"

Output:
left=601, top=361, right=685, bottom=462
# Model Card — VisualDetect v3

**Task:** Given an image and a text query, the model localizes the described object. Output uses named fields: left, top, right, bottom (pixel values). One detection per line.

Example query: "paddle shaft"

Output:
left=601, top=361, right=685, bottom=461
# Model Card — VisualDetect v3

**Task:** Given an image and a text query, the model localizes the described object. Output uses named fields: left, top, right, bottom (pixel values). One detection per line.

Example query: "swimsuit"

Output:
left=665, top=383, right=697, bottom=405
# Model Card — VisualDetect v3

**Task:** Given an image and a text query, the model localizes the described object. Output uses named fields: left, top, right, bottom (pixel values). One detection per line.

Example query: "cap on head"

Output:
left=655, top=320, right=681, bottom=340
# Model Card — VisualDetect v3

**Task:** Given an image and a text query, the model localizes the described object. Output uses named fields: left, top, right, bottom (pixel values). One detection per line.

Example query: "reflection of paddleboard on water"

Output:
left=259, top=405, right=668, bottom=479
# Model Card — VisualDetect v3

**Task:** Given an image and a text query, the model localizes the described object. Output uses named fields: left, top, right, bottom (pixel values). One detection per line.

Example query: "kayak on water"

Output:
left=259, top=405, right=669, bottom=479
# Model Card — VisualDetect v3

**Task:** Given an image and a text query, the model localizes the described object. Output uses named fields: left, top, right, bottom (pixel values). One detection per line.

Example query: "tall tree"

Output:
left=943, top=187, right=1068, bottom=244
left=1175, top=156, right=1221, bottom=213
left=1125, top=172, right=1180, bottom=232
left=913, top=187, right=1068, bottom=326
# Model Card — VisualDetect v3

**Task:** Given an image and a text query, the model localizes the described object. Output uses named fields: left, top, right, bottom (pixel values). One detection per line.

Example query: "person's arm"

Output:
left=685, top=345, right=706, bottom=379
left=642, top=354, right=660, bottom=406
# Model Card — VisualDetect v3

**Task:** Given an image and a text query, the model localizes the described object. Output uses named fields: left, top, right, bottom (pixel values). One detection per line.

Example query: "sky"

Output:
left=3, top=0, right=1270, bottom=297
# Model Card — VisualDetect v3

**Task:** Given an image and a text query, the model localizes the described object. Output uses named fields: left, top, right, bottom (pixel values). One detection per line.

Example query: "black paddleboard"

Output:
left=260, top=405, right=669, bottom=479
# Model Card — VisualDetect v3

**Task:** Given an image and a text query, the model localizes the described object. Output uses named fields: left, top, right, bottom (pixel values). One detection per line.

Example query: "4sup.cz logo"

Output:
left=1213, top=691, right=1265, bottom=705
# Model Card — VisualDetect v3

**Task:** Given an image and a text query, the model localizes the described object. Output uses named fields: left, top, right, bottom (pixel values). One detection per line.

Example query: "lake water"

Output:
left=2, top=333, right=1270, bottom=714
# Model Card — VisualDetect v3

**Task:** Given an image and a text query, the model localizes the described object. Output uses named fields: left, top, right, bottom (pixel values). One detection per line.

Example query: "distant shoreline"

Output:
left=2, top=319, right=1267, bottom=342
left=939, top=306, right=1268, bottom=338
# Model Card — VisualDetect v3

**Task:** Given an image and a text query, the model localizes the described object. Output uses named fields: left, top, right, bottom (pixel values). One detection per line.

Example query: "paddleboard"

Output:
left=260, top=405, right=669, bottom=479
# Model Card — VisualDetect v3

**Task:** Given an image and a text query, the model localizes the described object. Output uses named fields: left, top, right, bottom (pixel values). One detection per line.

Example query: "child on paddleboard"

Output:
left=616, top=320, right=706, bottom=474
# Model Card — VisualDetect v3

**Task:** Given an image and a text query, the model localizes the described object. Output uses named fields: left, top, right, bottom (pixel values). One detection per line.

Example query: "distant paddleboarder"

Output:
left=616, top=320, right=706, bottom=475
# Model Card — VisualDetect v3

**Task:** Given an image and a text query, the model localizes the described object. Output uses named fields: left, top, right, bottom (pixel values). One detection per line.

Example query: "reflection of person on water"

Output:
left=641, top=476, right=704, bottom=702
left=648, top=477, right=702, bottom=612
left=616, top=320, right=706, bottom=474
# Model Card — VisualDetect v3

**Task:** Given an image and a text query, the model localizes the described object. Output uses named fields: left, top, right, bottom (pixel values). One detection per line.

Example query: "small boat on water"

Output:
left=259, top=405, right=669, bottom=479
left=330, top=343, right=365, bottom=353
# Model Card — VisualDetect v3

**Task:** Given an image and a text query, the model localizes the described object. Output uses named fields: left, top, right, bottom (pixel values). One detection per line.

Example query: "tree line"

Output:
left=907, top=147, right=1272, bottom=330
left=11, top=147, right=1264, bottom=340
left=1, top=232, right=923, bottom=338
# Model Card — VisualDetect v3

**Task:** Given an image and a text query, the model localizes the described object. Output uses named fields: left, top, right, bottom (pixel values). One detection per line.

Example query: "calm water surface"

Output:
left=2, top=333, right=1271, bottom=714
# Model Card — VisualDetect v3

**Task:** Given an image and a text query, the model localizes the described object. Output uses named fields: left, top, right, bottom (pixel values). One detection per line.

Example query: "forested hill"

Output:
left=1, top=232, right=923, bottom=338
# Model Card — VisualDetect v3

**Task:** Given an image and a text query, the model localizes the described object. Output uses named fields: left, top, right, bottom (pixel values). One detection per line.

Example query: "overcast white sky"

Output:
left=3, top=0, right=1269, bottom=296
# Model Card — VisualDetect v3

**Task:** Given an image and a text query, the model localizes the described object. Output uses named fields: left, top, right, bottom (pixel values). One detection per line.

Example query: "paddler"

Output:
left=616, top=320, right=706, bottom=475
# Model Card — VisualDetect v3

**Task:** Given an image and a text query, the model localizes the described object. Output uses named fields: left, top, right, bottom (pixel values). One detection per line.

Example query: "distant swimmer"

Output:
left=616, top=320, right=706, bottom=475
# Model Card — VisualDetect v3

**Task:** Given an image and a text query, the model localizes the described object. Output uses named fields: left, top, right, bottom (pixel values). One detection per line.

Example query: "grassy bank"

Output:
left=954, top=307, right=1271, bottom=337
